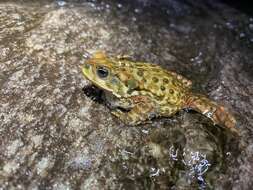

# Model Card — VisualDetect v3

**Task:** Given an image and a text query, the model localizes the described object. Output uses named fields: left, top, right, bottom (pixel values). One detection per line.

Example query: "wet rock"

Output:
left=0, top=0, right=252, bottom=189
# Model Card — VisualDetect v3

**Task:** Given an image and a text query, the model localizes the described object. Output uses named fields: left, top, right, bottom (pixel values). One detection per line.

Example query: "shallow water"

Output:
left=0, top=0, right=252, bottom=189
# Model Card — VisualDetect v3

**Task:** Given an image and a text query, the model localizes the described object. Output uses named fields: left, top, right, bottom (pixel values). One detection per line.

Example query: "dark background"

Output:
left=221, top=0, right=252, bottom=16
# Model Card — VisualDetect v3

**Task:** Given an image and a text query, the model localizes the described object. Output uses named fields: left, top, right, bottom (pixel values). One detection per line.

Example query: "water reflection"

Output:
left=169, top=146, right=211, bottom=189
left=56, top=0, right=66, bottom=7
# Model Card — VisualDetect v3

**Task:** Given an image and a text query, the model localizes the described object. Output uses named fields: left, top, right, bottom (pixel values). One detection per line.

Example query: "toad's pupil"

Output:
left=97, top=67, right=109, bottom=78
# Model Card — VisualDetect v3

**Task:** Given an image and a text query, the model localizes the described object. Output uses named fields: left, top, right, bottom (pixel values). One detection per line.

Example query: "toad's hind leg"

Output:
left=159, top=105, right=181, bottom=118
left=185, top=93, right=238, bottom=135
left=111, top=96, right=156, bottom=125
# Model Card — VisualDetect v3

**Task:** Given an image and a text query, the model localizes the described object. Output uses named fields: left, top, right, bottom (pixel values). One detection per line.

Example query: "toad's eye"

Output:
left=96, top=66, right=109, bottom=79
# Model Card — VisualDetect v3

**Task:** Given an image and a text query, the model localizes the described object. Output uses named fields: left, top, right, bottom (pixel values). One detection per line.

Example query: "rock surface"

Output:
left=0, top=0, right=253, bottom=189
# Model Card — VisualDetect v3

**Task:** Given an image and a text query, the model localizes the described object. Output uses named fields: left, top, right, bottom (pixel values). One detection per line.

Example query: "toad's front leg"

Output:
left=111, top=96, right=157, bottom=125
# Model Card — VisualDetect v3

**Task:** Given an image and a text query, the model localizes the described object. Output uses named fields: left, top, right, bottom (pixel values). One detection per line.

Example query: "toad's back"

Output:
left=111, top=59, right=192, bottom=107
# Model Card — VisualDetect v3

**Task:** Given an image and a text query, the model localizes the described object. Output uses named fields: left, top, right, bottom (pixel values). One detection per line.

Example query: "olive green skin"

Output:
left=82, top=52, right=238, bottom=134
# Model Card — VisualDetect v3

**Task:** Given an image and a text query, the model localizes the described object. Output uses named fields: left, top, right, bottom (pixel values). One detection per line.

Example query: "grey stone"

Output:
left=0, top=0, right=252, bottom=189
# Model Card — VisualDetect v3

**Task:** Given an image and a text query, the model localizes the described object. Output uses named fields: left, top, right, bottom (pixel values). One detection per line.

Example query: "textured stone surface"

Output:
left=0, top=0, right=252, bottom=189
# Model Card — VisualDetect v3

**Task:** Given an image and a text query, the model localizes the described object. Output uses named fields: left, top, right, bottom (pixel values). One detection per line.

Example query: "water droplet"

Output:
left=169, top=146, right=178, bottom=160
left=226, top=22, right=234, bottom=30
left=134, top=8, right=141, bottom=13
left=117, top=3, right=123, bottom=9
left=56, top=0, right=66, bottom=7
left=141, top=129, right=149, bottom=134
left=239, top=33, right=246, bottom=38
left=150, top=168, right=160, bottom=177
left=226, top=152, right=231, bottom=156
left=249, top=24, right=253, bottom=30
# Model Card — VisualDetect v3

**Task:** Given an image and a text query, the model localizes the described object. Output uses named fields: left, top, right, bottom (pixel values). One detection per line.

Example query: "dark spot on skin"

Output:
left=152, top=77, right=159, bottom=83
left=137, top=70, right=144, bottom=77
left=170, top=108, right=177, bottom=113
left=172, top=79, right=177, bottom=86
left=155, top=96, right=164, bottom=101
left=169, top=89, right=174, bottom=94
left=163, top=78, right=169, bottom=83
left=160, top=86, right=166, bottom=91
